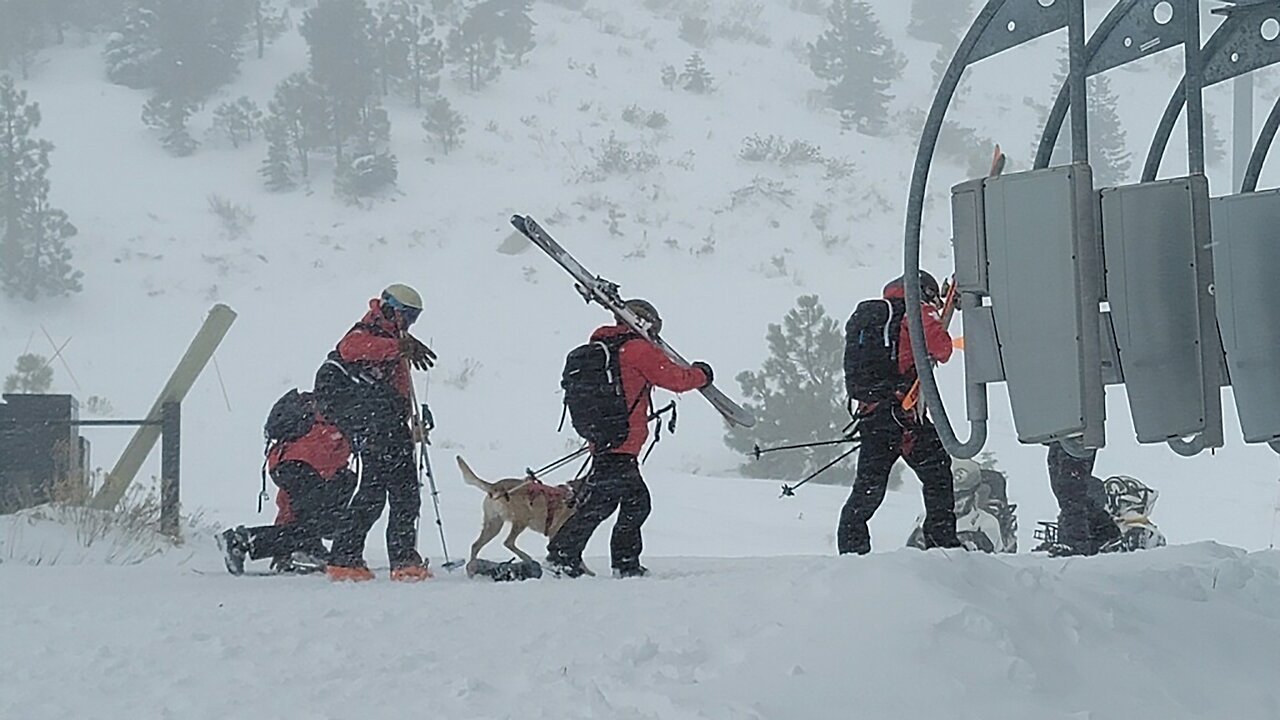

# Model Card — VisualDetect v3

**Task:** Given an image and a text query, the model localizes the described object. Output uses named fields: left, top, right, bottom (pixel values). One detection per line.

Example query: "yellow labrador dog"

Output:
left=456, top=456, right=588, bottom=576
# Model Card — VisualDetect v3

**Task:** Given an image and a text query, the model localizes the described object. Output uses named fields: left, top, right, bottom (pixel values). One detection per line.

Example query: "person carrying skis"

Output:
left=838, top=271, right=961, bottom=555
left=316, top=284, right=436, bottom=582
left=219, top=392, right=356, bottom=575
left=1041, top=442, right=1121, bottom=556
left=545, top=299, right=714, bottom=578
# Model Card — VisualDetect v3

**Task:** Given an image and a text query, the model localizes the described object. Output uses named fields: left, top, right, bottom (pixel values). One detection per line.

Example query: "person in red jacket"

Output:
left=219, top=398, right=357, bottom=575
left=546, top=299, right=713, bottom=578
left=837, top=272, right=961, bottom=555
left=316, top=284, right=436, bottom=582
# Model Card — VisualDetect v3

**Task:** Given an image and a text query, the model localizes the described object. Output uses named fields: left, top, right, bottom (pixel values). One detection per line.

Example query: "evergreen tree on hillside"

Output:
left=447, top=0, right=536, bottom=91
left=908, top=0, right=972, bottom=46
left=213, top=96, right=264, bottom=148
left=265, top=71, right=327, bottom=180
left=249, top=0, right=290, bottom=60
left=0, top=77, right=80, bottom=300
left=260, top=117, right=296, bottom=190
left=300, top=0, right=380, bottom=169
left=375, top=0, right=443, bottom=107
left=422, top=95, right=465, bottom=154
left=808, top=0, right=905, bottom=135
left=680, top=52, right=714, bottom=94
left=0, top=0, right=48, bottom=80
left=1089, top=73, right=1130, bottom=186
left=141, top=93, right=198, bottom=156
left=4, top=353, right=54, bottom=393
left=104, top=0, right=251, bottom=97
left=725, top=295, right=852, bottom=481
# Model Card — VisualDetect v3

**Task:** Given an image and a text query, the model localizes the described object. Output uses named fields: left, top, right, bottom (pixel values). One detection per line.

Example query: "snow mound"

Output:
left=0, top=503, right=206, bottom=567
left=4, top=545, right=1279, bottom=719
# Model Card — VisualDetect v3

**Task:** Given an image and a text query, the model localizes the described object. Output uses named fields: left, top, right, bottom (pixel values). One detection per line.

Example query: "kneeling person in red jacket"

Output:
left=220, top=395, right=356, bottom=575
left=546, top=299, right=713, bottom=579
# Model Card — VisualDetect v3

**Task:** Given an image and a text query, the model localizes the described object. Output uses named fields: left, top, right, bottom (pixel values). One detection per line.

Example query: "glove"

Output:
left=399, top=335, right=437, bottom=371
left=691, top=361, right=714, bottom=388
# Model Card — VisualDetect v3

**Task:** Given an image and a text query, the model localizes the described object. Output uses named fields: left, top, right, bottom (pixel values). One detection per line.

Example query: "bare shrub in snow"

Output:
left=212, top=96, right=264, bottom=149
left=730, top=177, right=794, bottom=208
left=580, top=133, right=659, bottom=181
left=422, top=96, right=467, bottom=154
left=443, top=357, right=483, bottom=389
left=739, top=134, right=823, bottom=166
left=713, top=0, right=770, bottom=46
left=621, top=104, right=669, bottom=130
left=207, top=194, right=256, bottom=241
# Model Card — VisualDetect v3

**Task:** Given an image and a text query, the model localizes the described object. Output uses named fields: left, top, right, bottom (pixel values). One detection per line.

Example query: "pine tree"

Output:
left=907, top=0, right=972, bottom=46
left=141, top=93, right=198, bottom=156
left=260, top=117, right=295, bottom=190
left=0, top=0, right=48, bottom=81
left=4, top=353, right=53, bottom=393
left=808, top=0, right=905, bottom=135
left=448, top=4, right=502, bottom=91
left=301, top=0, right=380, bottom=169
left=375, top=0, right=442, bottom=107
left=725, top=295, right=852, bottom=481
left=266, top=71, right=326, bottom=179
left=213, top=96, right=263, bottom=148
left=104, top=0, right=252, bottom=98
left=250, top=0, right=289, bottom=60
left=679, top=52, right=714, bottom=94
left=0, top=76, right=80, bottom=300
left=491, top=0, right=536, bottom=67
left=1088, top=73, right=1130, bottom=186
left=422, top=95, right=465, bottom=154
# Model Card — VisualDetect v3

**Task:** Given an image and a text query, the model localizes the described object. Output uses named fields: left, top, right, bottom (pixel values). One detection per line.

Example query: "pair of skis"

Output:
left=509, top=215, right=757, bottom=429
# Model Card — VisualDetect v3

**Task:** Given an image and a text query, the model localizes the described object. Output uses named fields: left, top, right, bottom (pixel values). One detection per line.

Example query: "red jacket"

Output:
left=269, top=416, right=351, bottom=526
left=337, top=299, right=411, bottom=401
left=882, top=279, right=953, bottom=382
left=267, top=416, right=352, bottom=480
left=592, top=324, right=710, bottom=456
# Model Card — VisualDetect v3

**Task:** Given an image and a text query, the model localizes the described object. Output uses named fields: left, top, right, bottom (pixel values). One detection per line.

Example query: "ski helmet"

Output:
left=886, top=271, right=941, bottom=305
left=951, top=458, right=983, bottom=495
left=381, top=283, right=423, bottom=326
left=623, top=298, right=662, bottom=335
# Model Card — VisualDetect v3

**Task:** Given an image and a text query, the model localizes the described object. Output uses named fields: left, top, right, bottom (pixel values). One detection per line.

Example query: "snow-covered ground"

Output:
left=7, top=1, right=1280, bottom=717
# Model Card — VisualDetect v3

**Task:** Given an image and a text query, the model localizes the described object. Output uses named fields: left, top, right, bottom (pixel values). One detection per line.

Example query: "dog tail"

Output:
left=456, top=456, right=497, bottom=494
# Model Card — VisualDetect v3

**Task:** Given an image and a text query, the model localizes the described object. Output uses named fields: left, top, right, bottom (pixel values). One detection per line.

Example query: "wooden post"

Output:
left=92, top=304, right=236, bottom=510
left=160, top=401, right=180, bottom=538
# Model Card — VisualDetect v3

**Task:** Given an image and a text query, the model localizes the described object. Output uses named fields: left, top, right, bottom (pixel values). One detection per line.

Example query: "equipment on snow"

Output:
left=469, top=558, right=543, bottom=582
left=508, top=214, right=755, bottom=428
left=217, top=526, right=251, bottom=575
left=906, top=460, right=1018, bottom=553
left=1033, top=474, right=1166, bottom=555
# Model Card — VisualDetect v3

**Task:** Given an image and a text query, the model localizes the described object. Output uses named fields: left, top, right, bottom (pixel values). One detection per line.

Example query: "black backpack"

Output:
left=561, top=334, right=638, bottom=451
left=312, top=323, right=403, bottom=441
left=844, top=298, right=908, bottom=404
left=264, top=389, right=316, bottom=444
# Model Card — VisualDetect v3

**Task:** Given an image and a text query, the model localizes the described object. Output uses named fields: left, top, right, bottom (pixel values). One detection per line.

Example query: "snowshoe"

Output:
left=469, top=559, right=542, bottom=582
left=217, top=526, right=251, bottom=576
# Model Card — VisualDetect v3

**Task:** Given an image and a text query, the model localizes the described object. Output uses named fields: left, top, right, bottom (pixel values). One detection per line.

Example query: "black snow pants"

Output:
left=838, top=405, right=959, bottom=555
left=329, top=421, right=422, bottom=568
left=1046, top=442, right=1120, bottom=555
left=546, top=452, right=650, bottom=572
left=246, top=462, right=357, bottom=561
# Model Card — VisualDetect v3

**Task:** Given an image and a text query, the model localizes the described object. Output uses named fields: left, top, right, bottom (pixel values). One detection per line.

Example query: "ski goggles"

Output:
left=382, top=293, right=422, bottom=326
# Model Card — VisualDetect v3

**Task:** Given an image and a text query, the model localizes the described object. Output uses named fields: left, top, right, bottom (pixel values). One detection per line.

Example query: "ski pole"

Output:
left=406, top=365, right=454, bottom=569
left=754, top=418, right=860, bottom=459
left=780, top=441, right=862, bottom=498
left=527, top=403, right=680, bottom=479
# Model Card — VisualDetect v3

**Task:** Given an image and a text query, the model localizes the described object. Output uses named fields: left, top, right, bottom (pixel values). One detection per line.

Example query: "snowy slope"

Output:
left=5, top=3, right=1280, bottom=717
left=4, top=540, right=1280, bottom=720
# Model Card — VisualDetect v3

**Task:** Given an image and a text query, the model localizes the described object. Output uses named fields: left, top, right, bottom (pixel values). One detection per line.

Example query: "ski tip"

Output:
left=509, top=214, right=527, bottom=231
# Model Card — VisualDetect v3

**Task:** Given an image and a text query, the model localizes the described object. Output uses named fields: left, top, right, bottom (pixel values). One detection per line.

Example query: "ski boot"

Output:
left=217, top=526, right=251, bottom=576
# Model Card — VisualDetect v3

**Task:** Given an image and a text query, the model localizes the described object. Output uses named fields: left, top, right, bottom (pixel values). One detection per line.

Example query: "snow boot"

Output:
left=546, top=556, right=590, bottom=578
left=612, top=565, right=649, bottom=579
left=327, top=563, right=375, bottom=582
left=217, top=526, right=251, bottom=576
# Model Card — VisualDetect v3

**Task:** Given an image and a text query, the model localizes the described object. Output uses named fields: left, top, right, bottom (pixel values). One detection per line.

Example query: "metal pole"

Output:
left=1234, top=74, right=1254, bottom=191
left=1067, top=0, right=1089, bottom=164
left=160, top=401, right=180, bottom=539
left=1185, top=0, right=1206, bottom=175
